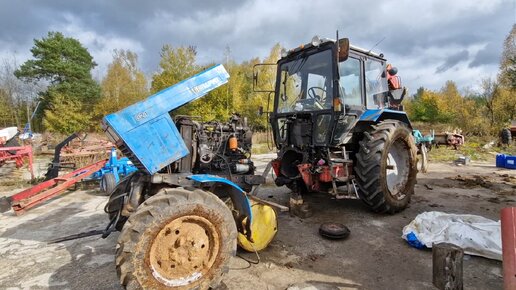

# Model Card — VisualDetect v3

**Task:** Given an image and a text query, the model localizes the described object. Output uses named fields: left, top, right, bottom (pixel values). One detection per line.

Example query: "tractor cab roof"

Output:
left=280, top=36, right=386, bottom=62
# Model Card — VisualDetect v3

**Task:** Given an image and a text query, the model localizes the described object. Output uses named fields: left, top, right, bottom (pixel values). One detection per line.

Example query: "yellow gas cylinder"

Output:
left=237, top=201, right=278, bottom=252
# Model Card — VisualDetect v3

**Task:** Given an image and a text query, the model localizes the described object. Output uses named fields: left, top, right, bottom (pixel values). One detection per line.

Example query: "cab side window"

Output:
left=338, top=57, right=362, bottom=106
left=364, top=59, right=388, bottom=109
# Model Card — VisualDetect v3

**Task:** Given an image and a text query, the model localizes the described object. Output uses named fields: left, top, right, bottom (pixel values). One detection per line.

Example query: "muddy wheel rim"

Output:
left=386, top=138, right=410, bottom=200
left=149, top=215, right=220, bottom=287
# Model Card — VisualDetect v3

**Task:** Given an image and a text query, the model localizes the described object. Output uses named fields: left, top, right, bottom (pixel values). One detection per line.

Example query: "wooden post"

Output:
left=432, top=242, right=464, bottom=290
left=501, top=207, right=516, bottom=290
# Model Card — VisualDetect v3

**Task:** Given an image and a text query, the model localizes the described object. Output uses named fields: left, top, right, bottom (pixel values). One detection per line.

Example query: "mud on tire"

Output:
left=116, top=187, right=237, bottom=290
left=355, top=120, right=418, bottom=213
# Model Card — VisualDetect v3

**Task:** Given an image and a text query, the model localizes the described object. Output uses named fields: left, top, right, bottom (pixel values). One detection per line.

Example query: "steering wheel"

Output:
left=308, top=87, right=327, bottom=102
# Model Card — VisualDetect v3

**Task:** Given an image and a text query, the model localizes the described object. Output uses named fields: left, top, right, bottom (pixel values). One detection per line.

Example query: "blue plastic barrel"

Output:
left=496, top=154, right=506, bottom=168
left=506, top=155, right=516, bottom=169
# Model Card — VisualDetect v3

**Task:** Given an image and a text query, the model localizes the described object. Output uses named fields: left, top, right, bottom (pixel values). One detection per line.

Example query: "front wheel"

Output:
left=100, top=173, right=117, bottom=195
left=116, top=187, right=237, bottom=290
left=355, top=120, right=418, bottom=213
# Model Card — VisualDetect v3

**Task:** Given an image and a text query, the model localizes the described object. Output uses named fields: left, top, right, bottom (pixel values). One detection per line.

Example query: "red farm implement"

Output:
left=0, top=145, right=34, bottom=179
left=0, top=159, right=106, bottom=215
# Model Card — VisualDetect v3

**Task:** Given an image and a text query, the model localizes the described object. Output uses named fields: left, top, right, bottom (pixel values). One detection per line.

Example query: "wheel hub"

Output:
left=386, top=139, right=410, bottom=200
left=149, top=215, right=220, bottom=287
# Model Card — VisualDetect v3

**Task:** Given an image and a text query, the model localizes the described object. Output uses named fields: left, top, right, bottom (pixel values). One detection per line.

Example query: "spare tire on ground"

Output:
left=319, top=223, right=350, bottom=240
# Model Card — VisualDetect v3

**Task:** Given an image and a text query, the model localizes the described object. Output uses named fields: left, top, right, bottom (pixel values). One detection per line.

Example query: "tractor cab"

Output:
left=262, top=36, right=416, bottom=218
left=270, top=36, right=406, bottom=151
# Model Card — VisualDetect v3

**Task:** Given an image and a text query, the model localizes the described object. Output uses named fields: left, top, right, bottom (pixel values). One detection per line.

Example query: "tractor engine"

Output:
left=174, top=114, right=259, bottom=191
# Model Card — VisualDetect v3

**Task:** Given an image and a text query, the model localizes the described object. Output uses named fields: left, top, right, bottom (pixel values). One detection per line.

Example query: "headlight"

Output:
left=280, top=48, right=288, bottom=58
left=311, top=35, right=321, bottom=46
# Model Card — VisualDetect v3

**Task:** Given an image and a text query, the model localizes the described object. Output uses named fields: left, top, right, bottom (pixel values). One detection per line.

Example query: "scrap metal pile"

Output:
left=0, top=127, right=33, bottom=179
left=42, top=133, right=113, bottom=172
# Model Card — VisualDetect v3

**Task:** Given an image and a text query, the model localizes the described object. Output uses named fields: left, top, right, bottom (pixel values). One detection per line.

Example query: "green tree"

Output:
left=499, top=24, right=516, bottom=90
left=42, top=93, right=92, bottom=134
left=413, top=86, right=425, bottom=100
left=15, top=31, right=100, bottom=133
left=439, top=80, right=462, bottom=122
left=0, top=89, right=13, bottom=127
left=151, top=45, right=236, bottom=121
left=151, top=45, right=198, bottom=93
left=151, top=45, right=208, bottom=117
left=94, top=50, right=147, bottom=119
left=0, top=56, right=25, bottom=127
left=495, top=25, right=516, bottom=130
left=239, top=43, right=281, bottom=130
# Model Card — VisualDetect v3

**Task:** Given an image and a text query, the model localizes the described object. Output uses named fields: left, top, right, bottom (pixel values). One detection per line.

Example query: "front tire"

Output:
left=116, top=187, right=237, bottom=290
left=355, top=120, right=418, bottom=213
left=100, top=173, right=117, bottom=195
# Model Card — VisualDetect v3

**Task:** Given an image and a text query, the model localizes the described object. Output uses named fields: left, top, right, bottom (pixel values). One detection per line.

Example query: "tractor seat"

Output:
left=389, top=88, right=406, bottom=102
left=388, top=88, right=406, bottom=110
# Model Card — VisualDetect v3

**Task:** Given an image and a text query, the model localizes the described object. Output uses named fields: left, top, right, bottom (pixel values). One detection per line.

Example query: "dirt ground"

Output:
left=0, top=154, right=514, bottom=290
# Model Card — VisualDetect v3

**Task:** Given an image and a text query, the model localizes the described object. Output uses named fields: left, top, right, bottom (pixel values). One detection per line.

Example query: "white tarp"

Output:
left=402, top=211, right=502, bottom=260
left=0, top=127, right=18, bottom=142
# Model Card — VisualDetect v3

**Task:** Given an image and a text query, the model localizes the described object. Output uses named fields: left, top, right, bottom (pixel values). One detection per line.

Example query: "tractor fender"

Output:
left=357, top=109, right=412, bottom=129
left=187, top=174, right=253, bottom=238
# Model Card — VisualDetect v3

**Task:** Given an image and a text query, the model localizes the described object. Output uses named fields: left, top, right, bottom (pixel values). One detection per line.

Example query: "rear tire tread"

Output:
left=355, top=120, right=417, bottom=214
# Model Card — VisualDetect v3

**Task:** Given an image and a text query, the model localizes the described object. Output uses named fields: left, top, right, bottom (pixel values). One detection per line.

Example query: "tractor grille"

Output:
left=117, top=141, right=147, bottom=174
left=103, top=122, right=148, bottom=174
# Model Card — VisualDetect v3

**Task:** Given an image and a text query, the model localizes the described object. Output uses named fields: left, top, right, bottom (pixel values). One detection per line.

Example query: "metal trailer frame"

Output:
left=0, top=159, right=106, bottom=215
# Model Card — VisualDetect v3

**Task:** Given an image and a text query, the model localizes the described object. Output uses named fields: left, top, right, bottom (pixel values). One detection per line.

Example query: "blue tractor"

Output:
left=261, top=36, right=418, bottom=217
left=102, top=65, right=275, bottom=290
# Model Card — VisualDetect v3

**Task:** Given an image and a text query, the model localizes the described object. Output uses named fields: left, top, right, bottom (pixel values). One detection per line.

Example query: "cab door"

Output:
left=364, top=58, right=389, bottom=109
left=331, top=55, right=364, bottom=145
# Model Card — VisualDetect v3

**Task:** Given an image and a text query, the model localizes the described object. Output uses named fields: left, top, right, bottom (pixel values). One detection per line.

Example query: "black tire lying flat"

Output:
left=116, top=187, right=237, bottom=290
left=355, top=120, right=418, bottom=213
left=100, top=173, right=117, bottom=196
left=319, top=223, right=350, bottom=240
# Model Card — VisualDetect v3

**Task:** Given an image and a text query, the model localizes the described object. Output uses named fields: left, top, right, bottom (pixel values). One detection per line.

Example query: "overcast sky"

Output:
left=0, top=0, right=514, bottom=93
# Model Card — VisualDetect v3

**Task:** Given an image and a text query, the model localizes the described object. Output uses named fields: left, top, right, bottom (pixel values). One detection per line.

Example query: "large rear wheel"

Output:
left=116, top=187, right=237, bottom=290
left=355, top=120, right=418, bottom=213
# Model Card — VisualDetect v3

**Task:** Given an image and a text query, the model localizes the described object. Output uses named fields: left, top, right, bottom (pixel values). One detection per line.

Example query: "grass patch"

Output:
left=428, top=136, right=516, bottom=162
left=252, top=143, right=274, bottom=155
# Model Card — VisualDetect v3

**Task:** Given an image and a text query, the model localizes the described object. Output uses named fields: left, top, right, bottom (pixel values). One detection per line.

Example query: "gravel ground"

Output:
left=0, top=155, right=514, bottom=289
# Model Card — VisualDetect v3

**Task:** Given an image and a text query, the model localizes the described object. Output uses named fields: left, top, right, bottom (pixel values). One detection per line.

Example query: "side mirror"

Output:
left=253, top=63, right=277, bottom=93
left=338, top=38, right=350, bottom=61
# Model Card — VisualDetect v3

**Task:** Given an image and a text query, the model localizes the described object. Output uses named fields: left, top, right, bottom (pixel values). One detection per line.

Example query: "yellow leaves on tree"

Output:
left=43, top=93, right=92, bottom=134
left=148, top=44, right=281, bottom=129
left=94, top=50, right=148, bottom=118
left=151, top=45, right=198, bottom=94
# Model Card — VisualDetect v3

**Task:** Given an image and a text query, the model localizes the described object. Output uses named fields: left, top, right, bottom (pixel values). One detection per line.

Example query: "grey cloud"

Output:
left=435, top=49, right=469, bottom=73
left=0, top=0, right=514, bottom=92
left=469, top=41, right=502, bottom=68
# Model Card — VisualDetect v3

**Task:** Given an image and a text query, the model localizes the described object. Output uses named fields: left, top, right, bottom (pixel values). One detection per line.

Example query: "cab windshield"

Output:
left=276, top=49, right=333, bottom=113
